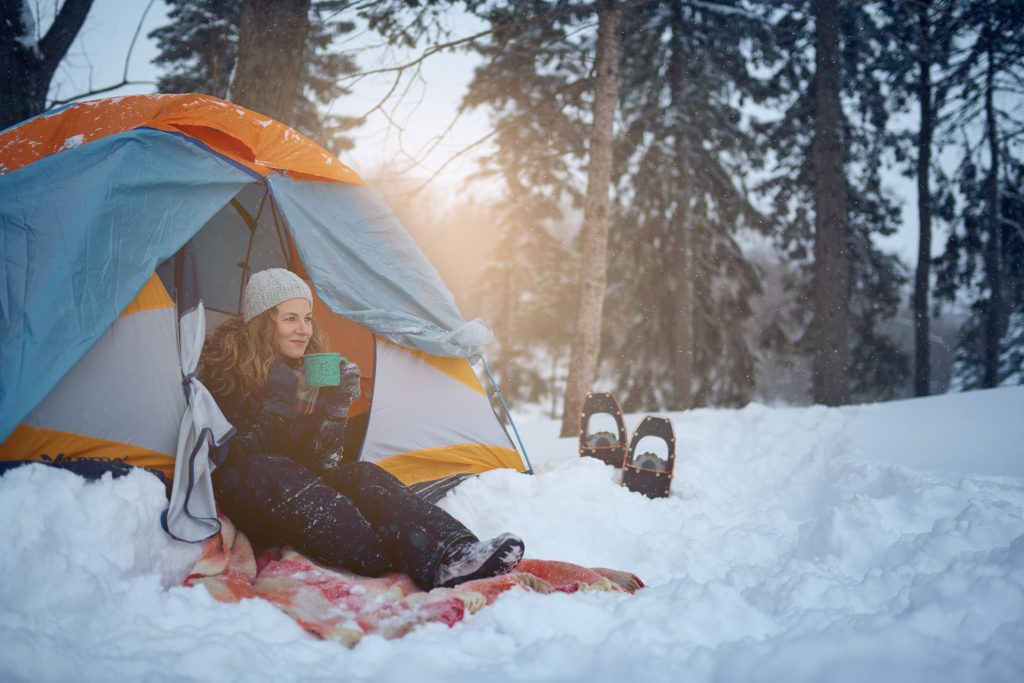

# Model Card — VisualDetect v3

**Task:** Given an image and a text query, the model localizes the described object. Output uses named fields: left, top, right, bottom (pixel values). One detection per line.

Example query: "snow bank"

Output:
left=844, top=385, right=1024, bottom=477
left=1, top=387, right=1022, bottom=682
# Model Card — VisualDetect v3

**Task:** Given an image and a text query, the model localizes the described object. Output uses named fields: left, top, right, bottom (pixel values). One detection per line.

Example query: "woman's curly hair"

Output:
left=199, top=307, right=327, bottom=402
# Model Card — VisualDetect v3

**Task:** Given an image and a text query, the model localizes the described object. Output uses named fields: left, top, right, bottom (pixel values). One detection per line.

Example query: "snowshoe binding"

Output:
left=579, top=392, right=627, bottom=468
left=622, top=415, right=676, bottom=499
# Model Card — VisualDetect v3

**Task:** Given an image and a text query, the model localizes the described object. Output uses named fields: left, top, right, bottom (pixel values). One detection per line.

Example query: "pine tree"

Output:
left=462, top=2, right=588, bottom=408
left=468, top=1, right=789, bottom=416
left=148, top=0, right=358, bottom=153
left=938, top=157, right=1024, bottom=390
left=149, top=0, right=237, bottom=99
left=876, top=0, right=962, bottom=397
left=809, top=0, right=852, bottom=405
left=602, top=0, right=772, bottom=411
left=908, top=0, right=938, bottom=397
left=472, top=189, right=577, bottom=410
left=759, top=0, right=908, bottom=404
left=464, top=2, right=618, bottom=426
left=935, top=0, right=1024, bottom=390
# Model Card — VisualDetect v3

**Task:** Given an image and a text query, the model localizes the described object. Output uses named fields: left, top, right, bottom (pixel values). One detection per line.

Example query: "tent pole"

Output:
left=480, top=356, right=534, bottom=474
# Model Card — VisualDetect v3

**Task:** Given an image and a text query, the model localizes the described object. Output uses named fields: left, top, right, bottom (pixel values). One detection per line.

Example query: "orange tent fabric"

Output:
left=0, top=93, right=365, bottom=183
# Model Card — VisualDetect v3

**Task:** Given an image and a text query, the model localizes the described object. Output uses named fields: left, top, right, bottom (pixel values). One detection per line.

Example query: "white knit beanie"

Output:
left=242, top=268, right=313, bottom=323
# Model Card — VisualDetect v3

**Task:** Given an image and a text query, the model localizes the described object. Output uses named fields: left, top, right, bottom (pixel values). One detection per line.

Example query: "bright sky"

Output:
left=40, top=0, right=929, bottom=263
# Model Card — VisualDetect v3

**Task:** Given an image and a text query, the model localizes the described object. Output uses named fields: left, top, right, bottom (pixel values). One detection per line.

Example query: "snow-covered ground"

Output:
left=2, top=387, right=1022, bottom=682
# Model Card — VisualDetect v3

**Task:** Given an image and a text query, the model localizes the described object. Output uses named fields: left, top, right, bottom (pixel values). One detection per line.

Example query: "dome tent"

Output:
left=0, top=94, right=530, bottom=542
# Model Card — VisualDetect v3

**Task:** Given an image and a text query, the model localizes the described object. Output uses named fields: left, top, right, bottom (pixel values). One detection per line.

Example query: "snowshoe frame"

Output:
left=622, top=415, right=675, bottom=499
left=578, top=392, right=628, bottom=468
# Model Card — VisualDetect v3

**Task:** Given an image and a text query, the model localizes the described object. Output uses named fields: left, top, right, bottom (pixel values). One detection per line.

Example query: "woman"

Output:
left=201, top=268, right=524, bottom=590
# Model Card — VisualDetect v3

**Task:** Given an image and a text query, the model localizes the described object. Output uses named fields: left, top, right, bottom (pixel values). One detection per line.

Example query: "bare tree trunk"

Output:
left=913, top=0, right=933, bottom=397
left=230, top=0, right=310, bottom=125
left=0, top=0, right=94, bottom=129
left=667, top=0, right=694, bottom=410
left=559, top=0, right=623, bottom=437
left=810, top=0, right=850, bottom=406
left=982, top=38, right=1004, bottom=388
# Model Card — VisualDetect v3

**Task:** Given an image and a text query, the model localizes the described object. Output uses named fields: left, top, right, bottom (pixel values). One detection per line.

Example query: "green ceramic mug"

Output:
left=303, top=352, right=346, bottom=387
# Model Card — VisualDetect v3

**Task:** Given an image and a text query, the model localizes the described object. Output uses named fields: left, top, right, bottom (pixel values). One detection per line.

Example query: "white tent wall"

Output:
left=2, top=283, right=185, bottom=477
left=361, top=340, right=526, bottom=485
left=19, top=306, right=183, bottom=454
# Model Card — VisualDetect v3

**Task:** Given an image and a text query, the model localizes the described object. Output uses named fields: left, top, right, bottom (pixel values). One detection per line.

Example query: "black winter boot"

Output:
left=434, top=533, right=525, bottom=588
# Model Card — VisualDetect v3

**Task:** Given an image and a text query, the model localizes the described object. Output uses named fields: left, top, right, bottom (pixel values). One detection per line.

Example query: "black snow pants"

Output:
left=212, top=456, right=475, bottom=589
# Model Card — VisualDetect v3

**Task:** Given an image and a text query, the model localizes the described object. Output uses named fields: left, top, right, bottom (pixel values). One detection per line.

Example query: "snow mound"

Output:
left=2, top=387, right=1023, bottom=682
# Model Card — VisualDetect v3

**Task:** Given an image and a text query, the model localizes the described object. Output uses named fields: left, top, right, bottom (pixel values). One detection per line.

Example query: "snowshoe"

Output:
left=622, top=415, right=675, bottom=499
left=578, top=392, right=627, bottom=468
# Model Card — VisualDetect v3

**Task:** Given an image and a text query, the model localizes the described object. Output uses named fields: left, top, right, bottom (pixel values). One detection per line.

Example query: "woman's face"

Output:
left=273, top=298, right=313, bottom=360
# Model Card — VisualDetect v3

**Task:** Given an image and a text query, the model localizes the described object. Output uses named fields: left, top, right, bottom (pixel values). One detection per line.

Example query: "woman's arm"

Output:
left=306, top=362, right=361, bottom=471
left=216, top=361, right=361, bottom=473
left=215, top=363, right=299, bottom=468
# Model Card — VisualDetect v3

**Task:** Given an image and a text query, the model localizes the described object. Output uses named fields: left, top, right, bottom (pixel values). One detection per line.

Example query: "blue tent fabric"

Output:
left=270, top=175, right=493, bottom=358
left=0, top=129, right=253, bottom=443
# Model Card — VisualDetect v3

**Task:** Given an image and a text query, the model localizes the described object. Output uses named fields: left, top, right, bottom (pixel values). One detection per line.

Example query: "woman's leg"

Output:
left=213, top=453, right=398, bottom=577
left=318, top=461, right=477, bottom=589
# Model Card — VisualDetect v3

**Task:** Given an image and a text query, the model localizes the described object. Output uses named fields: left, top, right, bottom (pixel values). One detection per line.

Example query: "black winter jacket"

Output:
left=213, top=366, right=347, bottom=476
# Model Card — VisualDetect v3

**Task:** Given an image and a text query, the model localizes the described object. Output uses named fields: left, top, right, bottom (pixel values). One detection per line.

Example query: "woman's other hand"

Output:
left=263, top=361, right=299, bottom=419
left=320, top=361, right=361, bottom=418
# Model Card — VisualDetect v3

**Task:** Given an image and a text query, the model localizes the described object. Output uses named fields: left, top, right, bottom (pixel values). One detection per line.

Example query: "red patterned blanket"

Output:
left=185, top=514, right=644, bottom=647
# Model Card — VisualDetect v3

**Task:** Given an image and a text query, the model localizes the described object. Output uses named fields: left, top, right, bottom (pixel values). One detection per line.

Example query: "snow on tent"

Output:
left=0, top=93, right=530, bottom=542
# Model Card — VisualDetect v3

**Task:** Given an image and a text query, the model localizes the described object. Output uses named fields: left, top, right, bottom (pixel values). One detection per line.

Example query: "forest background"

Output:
left=2, top=0, right=1022, bottom=433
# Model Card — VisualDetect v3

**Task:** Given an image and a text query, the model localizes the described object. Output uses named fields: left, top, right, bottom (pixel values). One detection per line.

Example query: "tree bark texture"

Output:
left=982, top=38, right=1004, bottom=388
left=810, top=0, right=850, bottom=406
left=913, top=0, right=933, bottom=397
left=667, top=0, right=694, bottom=410
left=230, top=0, right=311, bottom=126
left=0, top=0, right=94, bottom=130
left=559, top=0, right=623, bottom=437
